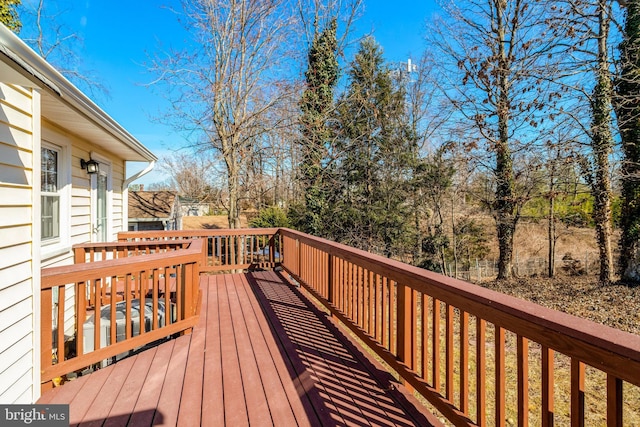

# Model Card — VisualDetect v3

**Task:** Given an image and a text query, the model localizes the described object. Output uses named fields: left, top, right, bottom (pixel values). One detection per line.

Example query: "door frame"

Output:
left=90, top=152, right=112, bottom=242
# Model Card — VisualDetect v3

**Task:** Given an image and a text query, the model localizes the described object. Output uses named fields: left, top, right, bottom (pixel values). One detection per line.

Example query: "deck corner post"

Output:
left=269, top=234, right=275, bottom=265
left=74, top=246, right=84, bottom=264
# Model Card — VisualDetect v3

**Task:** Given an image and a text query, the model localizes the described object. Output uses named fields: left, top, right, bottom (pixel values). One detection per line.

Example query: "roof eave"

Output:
left=0, top=24, right=157, bottom=162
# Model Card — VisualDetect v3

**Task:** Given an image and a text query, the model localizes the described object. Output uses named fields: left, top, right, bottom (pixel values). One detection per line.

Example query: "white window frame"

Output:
left=40, top=135, right=71, bottom=260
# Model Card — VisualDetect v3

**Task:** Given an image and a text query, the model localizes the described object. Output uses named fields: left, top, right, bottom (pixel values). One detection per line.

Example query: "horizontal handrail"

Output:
left=118, top=228, right=280, bottom=239
left=73, top=240, right=190, bottom=264
left=278, top=227, right=640, bottom=426
left=40, top=239, right=203, bottom=391
left=118, top=228, right=282, bottom=272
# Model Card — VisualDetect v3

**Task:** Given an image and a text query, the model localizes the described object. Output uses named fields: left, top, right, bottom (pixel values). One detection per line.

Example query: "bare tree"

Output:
left=401, top=53, right=453, bottom=265
left=430, top=0, right=563, bottom=279
left=19, top=0, right=106, bottom=98
left=254, top=95, right=300, bottom=208
left=540, top=123, right=583, bottom=277
left=296, top=0, right=362, bottom=51
left=160, top=151, right=221, bottom=204
left=147, top=0, right=298, bottom=229
left=550, top=0, right=619, bottom=284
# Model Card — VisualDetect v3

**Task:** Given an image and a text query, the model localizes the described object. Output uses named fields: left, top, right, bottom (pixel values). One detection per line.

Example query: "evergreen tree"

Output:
left=615, top=0, right=640, bottom=282
left=298, top=19, right=338, bottom=235
left=329, top=37, right=412, bottom=256
left=0, top=0, right=20, bottom=33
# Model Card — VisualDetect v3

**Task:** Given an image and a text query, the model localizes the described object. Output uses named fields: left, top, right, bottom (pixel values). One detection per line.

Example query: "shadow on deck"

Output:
left=38, top=270, right=437, bottom=426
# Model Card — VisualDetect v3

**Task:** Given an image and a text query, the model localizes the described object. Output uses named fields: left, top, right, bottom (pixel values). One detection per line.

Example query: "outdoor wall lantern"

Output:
left=80, top=158, right=99, bottom=174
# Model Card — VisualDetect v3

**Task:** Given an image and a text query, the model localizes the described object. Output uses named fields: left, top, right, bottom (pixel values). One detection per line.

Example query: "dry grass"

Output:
left=182, top=214, right=249, bottom=229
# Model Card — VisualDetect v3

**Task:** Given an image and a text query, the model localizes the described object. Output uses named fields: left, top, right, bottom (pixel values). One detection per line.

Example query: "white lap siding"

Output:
left=0, top=83, right=39, bottom=404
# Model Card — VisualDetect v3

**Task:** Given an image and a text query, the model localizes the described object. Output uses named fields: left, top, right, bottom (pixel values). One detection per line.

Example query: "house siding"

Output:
left=41, top=124, right=129, bottom=257
left=0, top=83, right=36, bottom=404
left=111, top=160, right=125, bottom=239
left=0, top=83, right=133, bottom=403
left=41, top=125, right=130, bottom=340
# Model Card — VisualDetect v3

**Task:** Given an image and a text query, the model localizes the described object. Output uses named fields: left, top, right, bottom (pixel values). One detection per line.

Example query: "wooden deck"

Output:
left=38, top=270, right=437, bottom=426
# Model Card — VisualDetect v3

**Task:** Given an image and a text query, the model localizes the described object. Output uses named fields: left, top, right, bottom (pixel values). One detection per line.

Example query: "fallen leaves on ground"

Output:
left=479, top=275, right=640, bottom=335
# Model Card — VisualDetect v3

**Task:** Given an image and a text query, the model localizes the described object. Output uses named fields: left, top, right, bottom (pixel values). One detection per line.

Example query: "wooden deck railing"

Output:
left=278, top=228, right=640, bottom=426
left=117, top=228, right=282, bottom=272
left=73, top=241, right=191, bottom=308
left=40, top=239, right=203, bottom=391
left=41, top=227, right=640, bottom=424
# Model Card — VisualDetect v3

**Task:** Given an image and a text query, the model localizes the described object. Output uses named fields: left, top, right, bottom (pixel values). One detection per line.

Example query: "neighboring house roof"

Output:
left=129, top=191, right=179, bottom=221
left=0, top=25, right=156, bottom=163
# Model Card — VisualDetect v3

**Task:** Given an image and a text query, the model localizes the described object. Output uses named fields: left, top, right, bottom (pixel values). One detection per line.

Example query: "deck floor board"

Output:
left=235, top=273, right=304, bottom=427
left=201, top=275, right=224, bottom=427
left=128, top=339, right=175, bottom=426
left=38, top=271, right=435, bottom=426
left=67, top=356, right=112, bottom=426
left=218, top=273, right=249, bottom=427
left=176, top=269, right=209, bottom=427
left=103, top=345, right=158, bottom=427
left=77, top=354, right=136, bottom=427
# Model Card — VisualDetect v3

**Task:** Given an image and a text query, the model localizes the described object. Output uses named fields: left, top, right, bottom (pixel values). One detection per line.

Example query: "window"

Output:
left=40, top=131, right=71, bottom=259
left=41, top=146, right=60, bottom=241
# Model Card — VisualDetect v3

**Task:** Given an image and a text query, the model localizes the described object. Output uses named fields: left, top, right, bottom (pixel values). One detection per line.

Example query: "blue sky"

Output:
left=27, top=1, right=441, bottom=185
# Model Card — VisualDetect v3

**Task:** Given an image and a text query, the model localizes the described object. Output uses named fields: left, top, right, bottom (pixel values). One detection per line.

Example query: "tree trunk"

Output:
left=548, top=195, right=556, bottom=278
left=591, top=2, right=614, bottom=284
left=227, top=155, right=242, bottom=230
left=495, top=1, right=516, bottom=280
left=413, top=202, right=421, bottom=265
left=494, top=107, right=516, bottom=279
left=593, top=146, right=614, bottom=283
left=451, top=198, right=458, bottom=278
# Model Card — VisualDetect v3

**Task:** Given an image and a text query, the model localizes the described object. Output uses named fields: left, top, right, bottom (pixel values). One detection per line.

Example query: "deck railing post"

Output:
left=184, top=262, right=192, bottom=318
left=396, top=282, right=411, bottom=362
left=396, top=281, right=414, bottom=393
left=76, top=281, right=87, bottom=358
left=296, top=238, right=301, bottom=277
left=194, top=243, right=202, bottom=312
left=327, top=254, right=334, bottom=305
left=40, top=287, right=53, bottom=392
left=201, top=238, right=207, bottom=269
